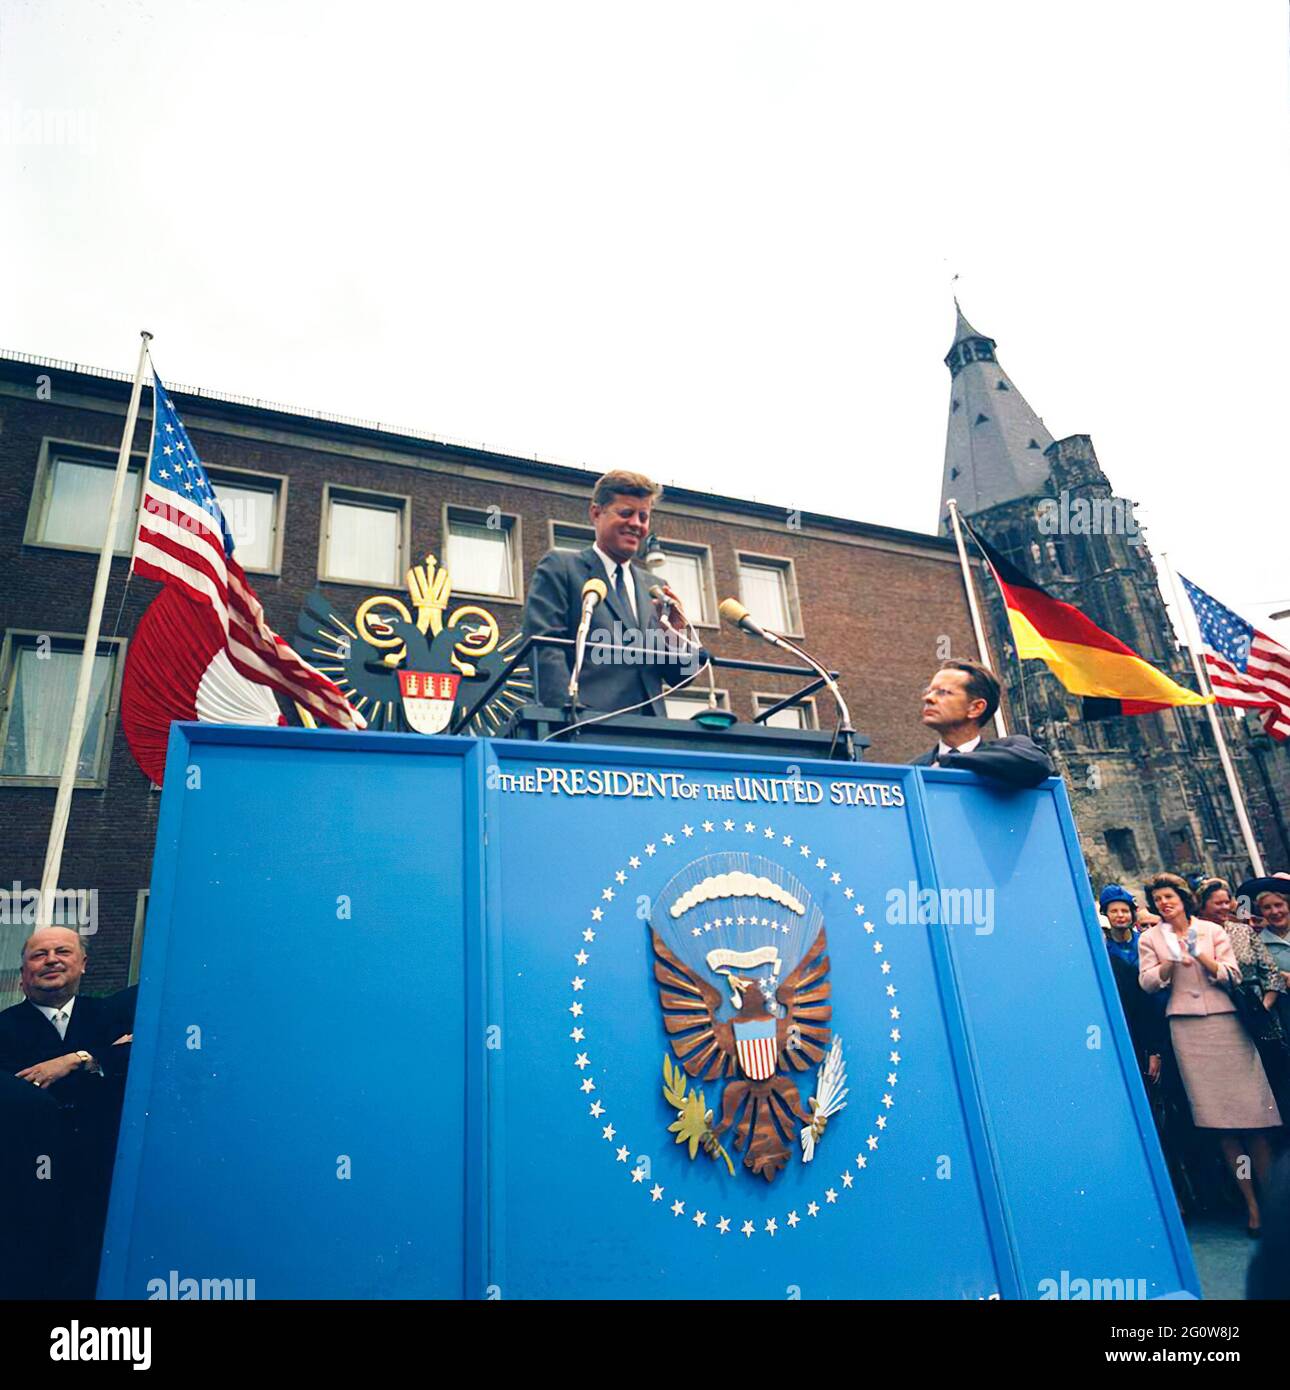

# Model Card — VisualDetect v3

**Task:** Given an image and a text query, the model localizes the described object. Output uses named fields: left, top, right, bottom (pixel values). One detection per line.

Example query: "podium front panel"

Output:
left=99, top=726, right=1197, bottom=1300
left=484, top=743, right=1008, bottom=1299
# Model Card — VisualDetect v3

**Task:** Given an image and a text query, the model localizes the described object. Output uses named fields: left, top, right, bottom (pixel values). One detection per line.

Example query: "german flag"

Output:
left=968, top=526, right=1212, bottom=718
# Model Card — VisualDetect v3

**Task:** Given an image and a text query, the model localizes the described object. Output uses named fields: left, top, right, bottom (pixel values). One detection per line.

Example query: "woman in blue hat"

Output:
left=1099, top=884, right=1163, bottom=1087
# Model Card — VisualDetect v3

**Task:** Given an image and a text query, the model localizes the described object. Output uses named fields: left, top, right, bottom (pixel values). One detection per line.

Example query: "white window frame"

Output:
left=661, top=687, right=730, bottom=720
left=442, top=504, right=523, bottom=603
left=651, top=539, right=718, bottom=630
left=735, top=552, right=803, bottom=638
left=318, top=483, right=411, bottom=588
left=549, top=520, right=594, bottom=552
left=0, top=628, right=127, bottom=789
left=24, top=438, right=147, bottom=556
left=752, top=691, right=819, bottom=730
left=204, top=463, right=288, bottom=576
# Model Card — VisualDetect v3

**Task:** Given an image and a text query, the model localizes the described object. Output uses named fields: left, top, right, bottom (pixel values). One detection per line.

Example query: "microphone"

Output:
left=718, top=597, right=790, bottom=650
left=569, top=577, right=609, bottom=704
left=719, top=598, right=857, bottom=758
left=649, top=583, right=673, bottom=626
left=581, top=576, right=608, bottom=617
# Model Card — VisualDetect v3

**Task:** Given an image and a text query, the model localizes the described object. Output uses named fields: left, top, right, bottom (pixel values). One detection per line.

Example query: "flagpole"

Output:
left=1162, top=553, right=1265, bottom=877
left=38, top=331, right=153, bottom=926
left=945, top=498, right=1008, bottom=737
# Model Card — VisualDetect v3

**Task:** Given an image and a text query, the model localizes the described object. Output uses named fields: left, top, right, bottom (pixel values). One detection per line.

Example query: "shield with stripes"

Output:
left=734, top=1018, right=778, bottom=1081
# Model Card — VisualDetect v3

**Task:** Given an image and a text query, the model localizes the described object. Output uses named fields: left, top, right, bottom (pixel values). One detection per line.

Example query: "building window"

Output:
left=444, top=506, right=520, bottom=599
left=207, top=469, right=284, bottom=573
left=1169, top=825, right=1198, bottom=864
left=0, top=632, right=123, bottom=786
left=551, top=522, right=594, bottom=552
left=663, top=689, right=729, bottom=721
left=737, top=556, right=800, bottom=635
left=754, top=693, right=818, bottom=730
left=321, top=487, right=407, bottom=587
left=31, top=448, right=143, bottom=553
left=653, top=542, right=715, bottom=627
left=1104, top=828, right=1140, bottom=873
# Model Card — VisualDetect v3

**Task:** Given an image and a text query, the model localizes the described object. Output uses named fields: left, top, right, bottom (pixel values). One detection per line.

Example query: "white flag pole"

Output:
left=1162, top=553, right=1265, bottom=877
left=945, top=498, right=1008, bottom=737
left=38, top=331, right=153, bottom=927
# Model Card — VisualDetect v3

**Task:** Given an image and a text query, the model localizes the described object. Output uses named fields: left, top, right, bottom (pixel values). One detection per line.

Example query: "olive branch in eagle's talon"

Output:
left=662, top=1055, right=735, bottom=1176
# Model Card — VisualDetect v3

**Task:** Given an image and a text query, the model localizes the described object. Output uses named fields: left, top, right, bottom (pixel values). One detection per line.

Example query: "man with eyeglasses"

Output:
left=915, top=659, right=1053, bottom=788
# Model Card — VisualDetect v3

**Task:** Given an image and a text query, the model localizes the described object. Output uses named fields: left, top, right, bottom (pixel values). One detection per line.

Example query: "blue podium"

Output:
left=99, top=724, right=1197, bottom=1300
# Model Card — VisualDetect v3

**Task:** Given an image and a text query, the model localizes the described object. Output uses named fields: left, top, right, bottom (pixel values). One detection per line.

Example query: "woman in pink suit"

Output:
left=1139, top=872, right=1282, bottom=1235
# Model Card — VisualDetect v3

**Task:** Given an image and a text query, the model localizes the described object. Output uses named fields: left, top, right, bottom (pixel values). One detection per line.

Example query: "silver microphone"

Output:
left=569, top=577, right=608, bottom=703
left=718, top=597, right=789, bottom=649
left=720, top=598, right=856, bottom=754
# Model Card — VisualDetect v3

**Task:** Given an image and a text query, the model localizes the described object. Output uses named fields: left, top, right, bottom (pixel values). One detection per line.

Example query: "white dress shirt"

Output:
left=592, top=543, right=638, bottom=622
left=936, top=733, right=982, bottom=761
left=34, top=995, right=77, bottom=1040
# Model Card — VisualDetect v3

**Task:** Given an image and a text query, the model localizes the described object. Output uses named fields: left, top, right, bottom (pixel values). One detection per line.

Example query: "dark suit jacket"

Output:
left=913, top=733, right=1054, bottom=788
left=0, top=988, right=137, bottom=1105
left=0, top=988, right=136, bottom=1299
left=1107, top=950, right=1167, bottom=1060
left=522, top=546, right=705, bottom=714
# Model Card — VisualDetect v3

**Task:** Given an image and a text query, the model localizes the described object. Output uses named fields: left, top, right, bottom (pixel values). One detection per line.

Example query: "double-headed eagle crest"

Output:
left=291, top=553, right=532, bottom=734
left=650, top=854, right=844, bottom=1182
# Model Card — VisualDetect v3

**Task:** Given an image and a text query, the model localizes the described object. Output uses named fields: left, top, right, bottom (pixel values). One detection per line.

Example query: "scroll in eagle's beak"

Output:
left=727, top=973, right=754, bottom=1010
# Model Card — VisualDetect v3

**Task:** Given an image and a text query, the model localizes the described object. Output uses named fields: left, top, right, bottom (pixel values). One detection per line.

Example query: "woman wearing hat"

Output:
left=1139, top=871, right=1282, bottom=1235
left=1099, top=885, right=1163, bottom=1087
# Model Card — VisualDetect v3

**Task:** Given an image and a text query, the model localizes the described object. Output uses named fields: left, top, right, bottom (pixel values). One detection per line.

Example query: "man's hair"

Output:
left=1144, top=871, right=1197, bottom=920
left=934, top=659, right=1000, bottom=727
left=591, top=470, right=663, bottom=509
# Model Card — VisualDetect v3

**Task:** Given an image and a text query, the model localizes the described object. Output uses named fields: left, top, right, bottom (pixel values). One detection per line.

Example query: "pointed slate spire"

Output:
left=950, top=298, right=986, bottom=347
left=938, top=303, right=1053, bottom=533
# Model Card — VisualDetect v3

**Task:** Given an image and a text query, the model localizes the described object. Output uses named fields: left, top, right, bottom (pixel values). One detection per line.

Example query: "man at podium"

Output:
left=523, top=470, right=705, bottom=715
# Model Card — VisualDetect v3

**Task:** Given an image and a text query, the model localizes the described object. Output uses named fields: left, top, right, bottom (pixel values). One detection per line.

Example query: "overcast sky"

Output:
left=4, top=1, right=1288, bottom=640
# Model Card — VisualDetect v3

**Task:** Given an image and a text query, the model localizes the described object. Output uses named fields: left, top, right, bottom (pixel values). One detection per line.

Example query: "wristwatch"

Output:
left=74, top=1049, right=100, bottom=1074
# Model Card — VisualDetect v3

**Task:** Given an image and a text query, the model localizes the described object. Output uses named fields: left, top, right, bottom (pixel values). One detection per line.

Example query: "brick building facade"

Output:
left=0, top=351, right=983, bottom=1000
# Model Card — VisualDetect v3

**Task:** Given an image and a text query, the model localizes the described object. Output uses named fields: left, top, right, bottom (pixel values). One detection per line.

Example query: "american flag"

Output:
left=1180, top=575, right=1290, bottom=741
left=131, top=372, right=365, bottom=731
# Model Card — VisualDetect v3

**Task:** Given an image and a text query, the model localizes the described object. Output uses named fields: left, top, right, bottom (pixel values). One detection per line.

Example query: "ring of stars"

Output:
left=571, top=816, right=902, bottom=1240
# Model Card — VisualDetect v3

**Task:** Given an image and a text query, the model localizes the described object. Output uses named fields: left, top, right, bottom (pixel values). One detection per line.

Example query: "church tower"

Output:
left=938, top=305, right=1279, bottom=888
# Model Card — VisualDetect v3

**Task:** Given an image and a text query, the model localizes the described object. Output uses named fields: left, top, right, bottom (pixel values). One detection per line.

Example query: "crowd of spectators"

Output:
left=1098, top=869, right=1290, bottom=1244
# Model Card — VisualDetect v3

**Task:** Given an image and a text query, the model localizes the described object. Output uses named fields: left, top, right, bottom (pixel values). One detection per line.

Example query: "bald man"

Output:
left=0, top=927, right=135, bottom=1095
left=0, top=927, right=136, bottom=1297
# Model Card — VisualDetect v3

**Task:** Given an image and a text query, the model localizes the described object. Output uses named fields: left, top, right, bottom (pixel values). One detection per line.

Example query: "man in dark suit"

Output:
left=913, top=659, right=1054, bottom=788
left=0, top=926, right=137, bottom=1297
left=523, top=470, right=706, bottom=715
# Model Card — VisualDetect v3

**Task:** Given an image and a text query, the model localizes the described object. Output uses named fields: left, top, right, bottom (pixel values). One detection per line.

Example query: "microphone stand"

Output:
left=778, top=635, right=855, bottom=761
left=745, top=625, right=855, bottom=761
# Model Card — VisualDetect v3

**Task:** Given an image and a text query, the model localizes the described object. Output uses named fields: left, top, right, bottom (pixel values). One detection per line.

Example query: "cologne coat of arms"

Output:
left=291, top=553, right=532, bottom=734
left=651, top=852, right=846, bottom=1183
